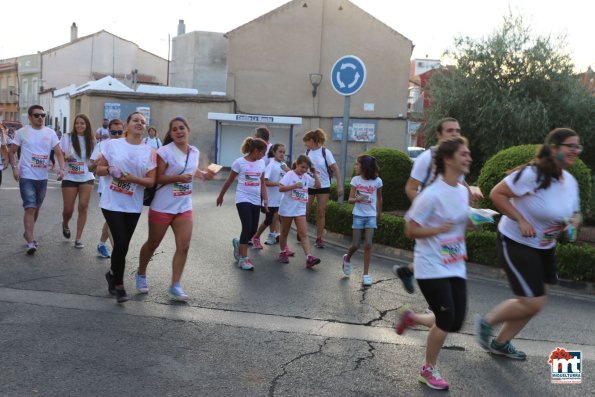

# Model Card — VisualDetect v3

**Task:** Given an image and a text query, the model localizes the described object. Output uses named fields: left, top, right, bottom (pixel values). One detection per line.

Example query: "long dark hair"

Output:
left=241, top=137, right=267, bottom=154
left=512, top=128, right=578, bottom=190
left=70, top=114, right=95, bottom=160
left=268, top=143, right=285, bottom=158
left=163, top=116, right=190, bottom=145
left=434, top=136, right=468, bottom=176
left=356, top=154, right=378, bottom=180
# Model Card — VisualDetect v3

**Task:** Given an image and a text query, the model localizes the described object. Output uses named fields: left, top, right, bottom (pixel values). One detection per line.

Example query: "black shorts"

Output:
left=417, top=277, right=467, bottom=333
left=497, top=232, right=557, bottom=297
left=308, top=187, right=330, bottom=195
left=61, top=179, right=95, bottom=188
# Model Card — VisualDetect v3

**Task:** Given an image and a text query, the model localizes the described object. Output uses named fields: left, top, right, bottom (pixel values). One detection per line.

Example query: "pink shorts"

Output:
left=148, top=209, right=193, bottom=225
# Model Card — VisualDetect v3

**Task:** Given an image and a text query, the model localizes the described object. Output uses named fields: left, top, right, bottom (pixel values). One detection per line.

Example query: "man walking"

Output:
left=9, top=105, right=64, bottom=254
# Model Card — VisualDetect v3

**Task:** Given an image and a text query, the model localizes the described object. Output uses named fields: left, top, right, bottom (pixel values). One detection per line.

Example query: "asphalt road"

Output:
left=0, top=173, right=593, bottom=396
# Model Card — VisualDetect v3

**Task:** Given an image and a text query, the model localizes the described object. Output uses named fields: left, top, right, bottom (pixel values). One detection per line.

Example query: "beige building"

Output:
left=0, top=58, right=19, bottom=122
left=225, top=0, right=413, bottom=164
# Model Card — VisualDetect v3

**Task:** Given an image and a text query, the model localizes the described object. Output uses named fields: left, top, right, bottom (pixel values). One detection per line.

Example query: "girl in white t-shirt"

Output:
left=217, top=137, right=268, bottom=271
left=143, top=126, right=162, bottom=149
left=341, top=155, right=383, bottom=287
left=250, top=144, right=289, bottom=248
left=60, top=114, right=96, bottom=249
left=395, top=137, right=472, bottom=391
left=278, top=155, right=321, bottom=268
left=475, top=128, right=582, bottom=362
left=136, top=117, right=213, bottom=301
left=95, top=112, right=157, bottom=303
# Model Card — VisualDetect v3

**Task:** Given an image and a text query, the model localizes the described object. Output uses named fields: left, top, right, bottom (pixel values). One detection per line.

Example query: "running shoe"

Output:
left=169, top=284, right=190, bottom=301
left=251, top=238, right=263, bottom=249
left=97, top=243, right=111, bottom=258
left=395, top=307, right=416, bottom=335
left=283, top=247, right=296, bottom=257
left=306, top=255, right=320, bottom=269
left=115, top=287, right=130, bottom=303
left=238, top=258, right=254, bottom=271
left=474, top=314, right=494, bottom=351
left=342, top=254, right=352, bottom=276
left=62, top=223, right=71, bottom=239
left=135, top=272, right=149, bottom=294
left=393, top=265, right=415, bottom=294
left=74, top=240, right=85, bottom=249
left=264, top=233, right=277, bottom=245
left=26, top=242, right=37, bottom=255
left=418, top=364, right=449, bottom=390
left=362, top=274, right=373, bottom=286
left=489, top=340, right=527, bottom=360
left=23, top=233, right=38, bottom=247
left=315, top=238, right=325, bottom=248
left=275, top=233, right=280, bottom=243
left=232, top=238, right=240, bottom=261
left=105, top=271, right=116, bottom=295
left=278, top=251, right=290, bottom=263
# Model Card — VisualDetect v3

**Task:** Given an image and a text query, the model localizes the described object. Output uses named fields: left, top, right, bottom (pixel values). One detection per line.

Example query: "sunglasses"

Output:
left=32, top=113, right=46, bottom=118
left=110, top=130, right=124, bottom=136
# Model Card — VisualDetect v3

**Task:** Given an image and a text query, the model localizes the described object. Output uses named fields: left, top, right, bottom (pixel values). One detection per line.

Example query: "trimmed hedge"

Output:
left=477, top=144, right=592, bottom=215
left=316, top=201, right=595, bottom=282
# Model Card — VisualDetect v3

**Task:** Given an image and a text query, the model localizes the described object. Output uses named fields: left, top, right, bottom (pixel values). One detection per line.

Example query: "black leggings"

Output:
left=236, top=202, right=260, bottom=244
left=101, top=209, right=141, bottom=285
left=263, top=207, right=279, bottom=227
left=417, top=277, right=467, bottom=333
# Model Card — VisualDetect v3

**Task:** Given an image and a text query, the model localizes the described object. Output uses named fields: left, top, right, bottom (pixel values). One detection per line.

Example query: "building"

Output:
left=16, top=54, right=42, bottom=123
left=0, top=57, right=19, bottom=122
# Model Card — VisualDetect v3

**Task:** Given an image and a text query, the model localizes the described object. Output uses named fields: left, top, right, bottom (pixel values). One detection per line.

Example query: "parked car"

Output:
left=1, top=121, right=23, bottom=131
left=407, top=146, right=425, bottom=161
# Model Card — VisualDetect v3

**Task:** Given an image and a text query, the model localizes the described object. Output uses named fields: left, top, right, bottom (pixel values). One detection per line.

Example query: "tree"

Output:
left=425, top=13, right=595, bottom=179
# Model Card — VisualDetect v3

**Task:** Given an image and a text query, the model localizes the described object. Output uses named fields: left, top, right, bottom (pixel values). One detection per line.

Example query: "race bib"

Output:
left=540, top=225, right=563, bottom=247
left=291, top=188, right=308, bottom=202
left=109, top=178, right=137, bottom=196
left=67, top=161, right=85, bottom=175
left=440, top=236, right=467, bottom=265
left=244, top=171, right=261, bottom=186
left=31, top=154, right=48, bottom=168
left=173, top=182, right=192, bottom=197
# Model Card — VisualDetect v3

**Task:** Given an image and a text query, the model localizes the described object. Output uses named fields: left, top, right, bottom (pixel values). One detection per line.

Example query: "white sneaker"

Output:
left=362, top=274, right=373, bottom=286
left=264, top=233, right=277, bottom=245
left=342, top=254, right=351, bottom=276
left=238, top=258, right=254, bottom=271
left=135, top=272, right=149, bottom=293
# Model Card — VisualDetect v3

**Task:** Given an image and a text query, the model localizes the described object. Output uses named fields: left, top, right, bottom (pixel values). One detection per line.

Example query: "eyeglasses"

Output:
left=559, top=143, right=583, bottom=152
left=32, top=113, right=46, bottom=118
left=110, top=130, right=124, bottom=136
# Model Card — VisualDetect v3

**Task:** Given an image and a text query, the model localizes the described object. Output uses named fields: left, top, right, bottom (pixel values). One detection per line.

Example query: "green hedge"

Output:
left=316, top=201, right=595, bottom=282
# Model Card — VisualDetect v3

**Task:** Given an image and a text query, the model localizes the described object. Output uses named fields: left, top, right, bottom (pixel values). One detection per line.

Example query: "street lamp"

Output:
left=309, top=73, right=322, bottom=97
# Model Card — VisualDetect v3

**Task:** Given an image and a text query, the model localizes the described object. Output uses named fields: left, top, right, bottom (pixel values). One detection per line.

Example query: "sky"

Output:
left=2, top=0, right=592, bottom=71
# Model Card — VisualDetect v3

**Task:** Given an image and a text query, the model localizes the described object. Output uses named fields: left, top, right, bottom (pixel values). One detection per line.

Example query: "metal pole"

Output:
left=338, top=95, right=351, bottom=204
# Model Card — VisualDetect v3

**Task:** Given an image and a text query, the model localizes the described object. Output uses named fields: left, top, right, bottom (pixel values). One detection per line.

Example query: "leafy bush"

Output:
left=477, top=144, right=592, bottom=215
left=556, top=243, right=595, bottom=281
left=364, top=148, right=412, bottom=211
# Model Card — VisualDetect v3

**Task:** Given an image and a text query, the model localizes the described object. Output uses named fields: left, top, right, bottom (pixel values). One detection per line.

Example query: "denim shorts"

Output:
left=352, top=215, right=377, bottom=229
left=19, top=178, right=48, bottom=209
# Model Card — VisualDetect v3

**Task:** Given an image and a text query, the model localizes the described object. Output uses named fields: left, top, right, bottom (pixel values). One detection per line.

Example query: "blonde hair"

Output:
left=302, top=128, right=327, bottom=145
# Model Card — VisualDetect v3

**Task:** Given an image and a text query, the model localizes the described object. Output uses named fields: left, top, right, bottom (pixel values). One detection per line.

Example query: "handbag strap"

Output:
left=155, top=147, right=191, bottom=191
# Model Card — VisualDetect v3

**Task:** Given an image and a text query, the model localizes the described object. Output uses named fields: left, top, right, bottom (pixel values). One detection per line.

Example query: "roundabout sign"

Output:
left=330, top=55, right=367, bottom=96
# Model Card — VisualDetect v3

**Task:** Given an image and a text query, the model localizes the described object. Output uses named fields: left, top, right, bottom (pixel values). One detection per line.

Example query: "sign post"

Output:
left=330, top=55, right=366, bottom=203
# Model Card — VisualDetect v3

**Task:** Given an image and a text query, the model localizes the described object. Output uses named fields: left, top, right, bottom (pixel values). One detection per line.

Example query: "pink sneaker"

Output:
left=281, top=247, right=296, bottom=257
left=306, top=255, right=320, bottom=268
left=278, top=251, right=289, bottom=263
left=419, top=364, right=449, bottom=390
left=395, top=308, right=416, bottom=335
left=252, top=238, right=263, bottom=249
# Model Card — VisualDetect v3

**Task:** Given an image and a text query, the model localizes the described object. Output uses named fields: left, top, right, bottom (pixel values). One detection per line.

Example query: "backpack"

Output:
left=306, top=147, right=333, bottom=179
left=419, top=145, right=438, bottom=191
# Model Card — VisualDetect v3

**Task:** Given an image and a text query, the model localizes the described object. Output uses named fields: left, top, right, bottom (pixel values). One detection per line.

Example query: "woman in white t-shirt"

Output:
left=395, top=137, right=472, bottom=391
left=475, top=128, right=582, bottom=361
left=303, top=128, right=342, bottom=248
left=135, top=116, right=213, bottom=301
left=60, top=114, right=96, bottom=248
left=216, top=137, right=268, bottom=271
left=143, top=126, right=162, bottom=150
left=278, top=155, right=321, bottom=268
left=95, top=112, right=157, bottom=303
left=250, top=143, right=289, bottom=248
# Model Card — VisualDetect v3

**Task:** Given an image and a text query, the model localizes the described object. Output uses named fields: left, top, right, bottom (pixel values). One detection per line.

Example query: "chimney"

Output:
left=70, top=22, right=78, bottom=42
left=177, top=19, right=185, bottom=36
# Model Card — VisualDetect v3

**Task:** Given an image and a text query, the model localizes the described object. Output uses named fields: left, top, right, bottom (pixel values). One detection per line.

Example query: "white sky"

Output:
left=2, top=0, right=592, bottom=71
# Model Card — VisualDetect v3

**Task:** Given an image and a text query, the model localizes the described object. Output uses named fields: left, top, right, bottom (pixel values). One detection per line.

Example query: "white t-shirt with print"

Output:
left=60, top=134, right=95, bottom=182
left=306, top=147, right=336, bottom=188
left=13, top=126, right=59, bottom=180
left=99, top=139, right=156, bottom=213
left=90, top=140, right=109, bottom=195
left=264, top=159, right=287, bottom=207
left=151, top=143, right=199, bottom=214
left=231, top=157, right=266, bottom=205
left=351, top=176, right=383, bottom=217
left=279, top=170, right=315, bottom=217
left=405, top=176, right=469, bottom=280
left=97, top=127, right=109, bottom=141
left=410, top=147, right=465, bottom=187
left=498, top=166, right=580, bottom=249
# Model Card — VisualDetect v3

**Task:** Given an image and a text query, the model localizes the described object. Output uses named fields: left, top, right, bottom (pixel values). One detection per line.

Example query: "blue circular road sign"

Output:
left=330, top=55, right=367, bottom=96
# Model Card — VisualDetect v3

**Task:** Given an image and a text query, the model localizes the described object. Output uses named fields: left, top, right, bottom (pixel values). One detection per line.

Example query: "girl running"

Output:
left=136, top=116, right=212, bottom=301
left=251, top=144, right=289, bottom=248
left=278, top=155, right=321, bottom=268
left=395, top=136, right=472, bottom=391
left=341, top=154, right=383, bottom=286
left=216, top=137, right=268, bottom=271
left=60, top=114, right=96, bottom=248
left=475, top=128, right=582, bottom=360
